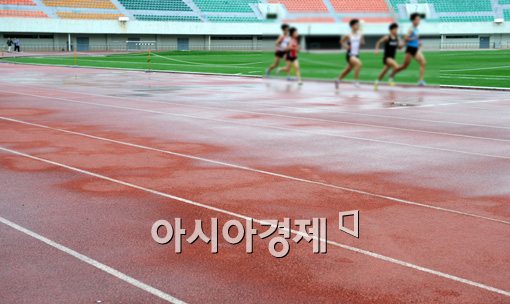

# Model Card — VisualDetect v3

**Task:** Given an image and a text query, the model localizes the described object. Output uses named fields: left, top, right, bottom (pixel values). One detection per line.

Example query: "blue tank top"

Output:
left=407, top=27, right=419, bottom=48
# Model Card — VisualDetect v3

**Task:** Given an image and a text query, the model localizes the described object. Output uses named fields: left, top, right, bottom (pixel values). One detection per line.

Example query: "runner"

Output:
left=265, top=24, right=291, bottom=77
left=278, top=27, right=302, bottom=85
left=389, top=13, right=427, bottom=86
left=335, top=19, right=364, bottom=90
left=374, top=23, right=402, bottom=90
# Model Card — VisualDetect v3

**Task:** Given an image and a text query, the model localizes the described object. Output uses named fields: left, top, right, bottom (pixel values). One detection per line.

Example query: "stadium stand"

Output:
left=117, top=0, right=192, bottom=11
left=194, top=0, right=260, bottom=13
left=0, top=9, right=46, bottom=17
left=57, top=12, right=123, bottom=19
left=271, top=0, right=328, bottom=13
left=0, top=0, right=36, bottom=5
left=330, top=0, right=389, bottom=13
left=43, top=0, right=116, bottom=9
left=134, top=15, right=200, bottom=22
left=0, top=0, right=508, bottom=22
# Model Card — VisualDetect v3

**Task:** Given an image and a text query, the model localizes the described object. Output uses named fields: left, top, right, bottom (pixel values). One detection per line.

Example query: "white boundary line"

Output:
left=0, top=146, right=508, bottom=297
left=1, top=116, right=507, bottom=225
left=441, top=65, right=510, bottom=72
left=439, top=84, right=510, bottom=92
left=9, top=91, right=510, bottom=160
left=151, top=52, right=263, bottom=67
left=440, top=76, right=510, bottom=81
left=0, top=216, right=186, bottom=304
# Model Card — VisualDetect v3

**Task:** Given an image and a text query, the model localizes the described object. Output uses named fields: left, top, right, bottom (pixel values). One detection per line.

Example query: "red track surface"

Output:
left=0, top=63, right=509, bottom=304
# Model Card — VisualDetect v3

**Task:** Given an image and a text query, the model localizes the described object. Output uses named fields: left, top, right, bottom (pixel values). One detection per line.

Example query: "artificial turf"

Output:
left=3, top=50, right=509, bottom=88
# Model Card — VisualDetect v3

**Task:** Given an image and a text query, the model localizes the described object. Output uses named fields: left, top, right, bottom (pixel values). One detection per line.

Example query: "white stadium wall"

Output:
left=1, top=18, right=510, bottom=51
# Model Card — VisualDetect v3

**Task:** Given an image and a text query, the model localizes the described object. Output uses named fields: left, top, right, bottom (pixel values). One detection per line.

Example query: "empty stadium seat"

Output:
left=43, top=0, right=116, bottom=9
left=118, top=0, right=191, bottom=11
left=424, top=0, right=493, bottom=12
left=56, top=12, right=122, bottom=19
left=0, top=0, right=504, bottom=23
left=135, top=14, right=200, bottom=21
left=0, top=9, right=47, bottom=17
left=271, top=0, right=327, bottom=12
left=193, top=0, right=260, bottom=13
left=331, top=0, right=388, bottom=13
left=0, top=0, right=36, bottom=5
left=207, top=16, right=263, bottom=22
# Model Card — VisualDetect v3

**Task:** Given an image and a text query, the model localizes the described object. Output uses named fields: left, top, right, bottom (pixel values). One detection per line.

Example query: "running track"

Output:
left=0, top=64, right=509, bottom=304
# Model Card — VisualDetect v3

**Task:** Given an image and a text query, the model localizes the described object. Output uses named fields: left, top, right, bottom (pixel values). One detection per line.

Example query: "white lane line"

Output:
left=151, top=53, right=263, bottom=67
left=0, top=216, right=186, bottom=304
left=43, top=88, right=510, bottom=143
left=440, top=76, right=510, bottom=81
left=441, top=74, right=510, bottom=79
left=16, top=56, right=260, bottom=70
left=441, top=65, right=510, bottom=72
left=0, top=146, right=508, bottom=297
left=1, top=115, right=508, bottom=225
left=9, top=91, right=510, bottom=160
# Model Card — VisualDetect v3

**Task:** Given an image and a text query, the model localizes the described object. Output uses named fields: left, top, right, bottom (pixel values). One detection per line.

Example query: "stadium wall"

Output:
left=1, top=18, right=510, bottom=51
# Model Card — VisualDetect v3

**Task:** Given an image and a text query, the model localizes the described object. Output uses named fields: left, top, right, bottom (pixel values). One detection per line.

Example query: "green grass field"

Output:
left=3, top=50, right=510, bottom=88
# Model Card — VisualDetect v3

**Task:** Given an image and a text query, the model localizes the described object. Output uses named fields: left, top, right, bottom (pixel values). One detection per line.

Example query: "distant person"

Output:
left=6, top=38, right=13, bottom=53
left=388, top=13, right=426, bottom=86
left=278, top=27, right=302, bottom=85
left=265, top=23, right=290, bottom=77
left=374, top=23, right=403, bottom=90
left=336, top=19, right=365, bottom=90
left=14, top=38, right=21, bottom=52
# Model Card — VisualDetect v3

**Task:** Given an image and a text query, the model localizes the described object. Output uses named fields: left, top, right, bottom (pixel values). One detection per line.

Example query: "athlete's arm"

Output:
left=397, top=37, right=404, bottom=49
left=275, top=35, right=283, bottom=47
left=340, top=35, right=350, bottom=50
left=374, top=36, right=388, bottom=55
left=403, top=29, right=413, bottom=43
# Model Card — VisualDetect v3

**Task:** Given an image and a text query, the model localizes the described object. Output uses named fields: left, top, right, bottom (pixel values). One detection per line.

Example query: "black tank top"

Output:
left=384, top=36, right=399, bottom=58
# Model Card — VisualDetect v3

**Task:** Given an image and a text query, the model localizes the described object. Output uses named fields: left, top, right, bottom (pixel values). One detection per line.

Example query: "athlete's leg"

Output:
left=293, top=60, right=302, bottom=84
left=378, top=65, right=391, bottom=81
left=351, top=57, right=362, bottom=81
left=415, top=51, right=426, bottom=82
left=390, top=53, right=412, bottom=78
left=266, top=56, right=281, bottom=74
left=279, top=59, right=291, bottom=73
left=339, top=63, right=353, bottom=80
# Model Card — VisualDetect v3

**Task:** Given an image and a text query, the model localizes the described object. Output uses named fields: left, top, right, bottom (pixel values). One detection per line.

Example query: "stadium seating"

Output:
left=0, top=0, right=36, bottom=5
left=43, top=0, right=116, bottom=9
left=0, top=9, right=46, bottom=17
left=57, top=12, right=123, bottom=19
left=135, top=15, right=200, bottom=21
left=422, top=0, right=492, bottom=13
left=0, top=0, right=507, bottom=23
left=387, top=0, right=502, bottom=22
left=118, top=0, right=191, bottom=11
left=330, top=0, right=389, bottom=13
left=271, top=0, right=328, bottom=13
left=504, top=10, right=510, bottom=21
left=193, top=0, right=259, bottom=13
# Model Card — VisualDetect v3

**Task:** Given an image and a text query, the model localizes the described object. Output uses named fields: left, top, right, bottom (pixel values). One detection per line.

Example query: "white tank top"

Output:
left=278, top=35, right=291, bottom=51
left=349, top=32, right=361, bottom=56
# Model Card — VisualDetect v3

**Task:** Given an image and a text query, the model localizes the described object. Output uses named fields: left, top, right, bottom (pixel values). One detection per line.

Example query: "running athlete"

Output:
left=265, top=24, right=291, bottom=77
left=279, top=27, right=302, bottom=85
left=374, top=23, right=402, bottom=90
left=336, top=19, right=364, bottom=90
left=388, top=13, right=427, bottom=86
